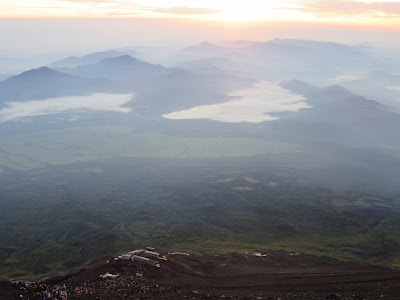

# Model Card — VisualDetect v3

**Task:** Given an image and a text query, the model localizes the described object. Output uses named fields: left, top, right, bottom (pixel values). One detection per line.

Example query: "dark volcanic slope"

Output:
left=4, top=251, right=400, bottom=299
left=57, top=55, right=171, bottom=81
left=0, top=67, right=113, bottom=101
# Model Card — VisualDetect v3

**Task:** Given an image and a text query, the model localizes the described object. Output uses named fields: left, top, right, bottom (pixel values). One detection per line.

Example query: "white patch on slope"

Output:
left=0, top=93, right=134, bottom=123
left=163, top=81, right=310, bottom=123
left=329, top=75, right=362, bottom=82
left=388, top=86, right=400, bottom=92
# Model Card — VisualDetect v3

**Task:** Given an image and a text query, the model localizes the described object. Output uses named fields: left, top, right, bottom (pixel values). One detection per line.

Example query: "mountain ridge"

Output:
left=49, top=50, right=137, bottom=68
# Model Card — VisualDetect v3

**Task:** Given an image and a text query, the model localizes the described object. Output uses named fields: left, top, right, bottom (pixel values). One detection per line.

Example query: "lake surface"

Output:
left=163, top=81, right=310, bottom=123
left=0, top=93, right=134, bottom=123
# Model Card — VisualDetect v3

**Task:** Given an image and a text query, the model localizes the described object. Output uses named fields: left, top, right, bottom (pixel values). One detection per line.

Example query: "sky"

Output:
left=1, top=0, right=400, bottom=25
left=1, top=0, right=400, bottom=74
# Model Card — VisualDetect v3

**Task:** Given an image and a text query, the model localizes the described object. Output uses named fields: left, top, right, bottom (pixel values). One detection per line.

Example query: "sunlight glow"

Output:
left=0, top=0, right=399, bottom=25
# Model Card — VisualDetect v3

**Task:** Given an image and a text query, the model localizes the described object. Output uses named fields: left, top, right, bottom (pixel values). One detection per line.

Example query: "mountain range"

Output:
left=54, top=55, right=172, bottom=81
left=49, top=50, right=137, bottom=68
left=0, top=67, right=112, bottom=102
left=1, top=40, right=400, bottom=149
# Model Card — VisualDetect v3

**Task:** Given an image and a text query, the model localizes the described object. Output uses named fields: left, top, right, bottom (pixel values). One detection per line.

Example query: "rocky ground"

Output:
left=2, top=250, right=400, bottom=299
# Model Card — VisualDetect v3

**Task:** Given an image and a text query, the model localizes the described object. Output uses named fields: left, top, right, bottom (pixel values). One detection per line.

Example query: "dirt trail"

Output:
left=3, top=251, right=400, bottom=299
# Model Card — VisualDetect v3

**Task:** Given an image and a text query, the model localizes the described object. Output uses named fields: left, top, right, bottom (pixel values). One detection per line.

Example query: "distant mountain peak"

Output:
left=263, top=39, right=351, bottom=51
left=199, top=41, right=215, bottom=46
left=183, top=41, right=223, bottom=52
left=280, top=79, right=317, bottom=95
left=7, top=66, right=71, bottom=82
left=324, top=84, right=350, bottom=94
left=98, top=55, right=138, bottom=65
left=23, top=66, right=54, bottom=75
left=49, top=50, right=137, bottom=68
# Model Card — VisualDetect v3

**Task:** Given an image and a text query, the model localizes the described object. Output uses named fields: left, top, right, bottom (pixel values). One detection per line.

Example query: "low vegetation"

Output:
left=1, top=151, right=400, bottom=279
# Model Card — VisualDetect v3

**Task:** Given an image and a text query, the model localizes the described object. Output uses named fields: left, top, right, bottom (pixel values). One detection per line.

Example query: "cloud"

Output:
left=54, top=1, right=221, bottom=15
left=163, top=81, right=311, bottom=123
left=388, top=86, right=400, bottom=92
left=152, top=6, right=222, bottom=15
left=0, top=93, right=133, bottom=123
left=17, top=1, right=221, bottom=17
left=303, top=0, right=400, bottom=16
left=329, top=75, right=363, bottom=82
left=56, top=0, right=111, bottom=2
left=3, top=0, right=400, bottom=23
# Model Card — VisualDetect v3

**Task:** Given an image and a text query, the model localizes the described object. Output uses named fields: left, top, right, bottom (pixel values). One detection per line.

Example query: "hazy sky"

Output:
left=1, top=1, right=400, bottom=73
left=1, top=0, right=400, bottom=25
